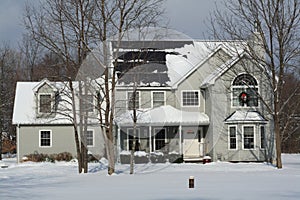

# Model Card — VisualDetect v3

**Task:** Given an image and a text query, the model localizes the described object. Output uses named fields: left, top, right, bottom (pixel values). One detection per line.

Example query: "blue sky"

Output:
left=0, top=0, right=222, bottom=46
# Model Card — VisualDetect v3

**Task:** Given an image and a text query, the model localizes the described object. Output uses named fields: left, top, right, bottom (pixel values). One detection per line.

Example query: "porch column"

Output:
left=117, top=126, right=121, bottom=163
left=179, top=125, right=182, bottom=155
left=149, top=126, right=152, bottom=152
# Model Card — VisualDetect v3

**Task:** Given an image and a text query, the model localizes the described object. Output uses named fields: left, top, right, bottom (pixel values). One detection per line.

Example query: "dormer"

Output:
left=33, top=79, right=58, bottom=118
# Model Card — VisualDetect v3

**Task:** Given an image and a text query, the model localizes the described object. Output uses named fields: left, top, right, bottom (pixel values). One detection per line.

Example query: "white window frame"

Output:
left=153, top=128, right=167, bottom=151
left=127, top=128, right=140, bottom=151
left=151, top=91, right=166, bottom=108
left=228, top=125, right=238, bottom=150
left=231, top=74, right=259, bottom=108
left=39, top=130, right=52, bottom=148
left=181, top=90, right=200, bottom=107
left=86, top=129, right=95, bottom=147
left=38, top=93, right=53, bottom=114
left=242, top=125, right=256, bottom=150
left=127, top=91, right=140, bottom=110
left=260, top=125, right=266, bottom=149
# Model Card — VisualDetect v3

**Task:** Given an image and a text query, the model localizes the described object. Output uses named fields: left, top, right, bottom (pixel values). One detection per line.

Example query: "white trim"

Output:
left=179, top=125, right=182, bottom=155
left=151, top=91, right=166, bottom=108
left=117, top=127, right=121, bottom=163
left=149, top=126, right=152, bottom=152
left=117, top=86, right=172, bottom=90
left=39, top=130, right=52, bottom=148
left=86, top=129, right=95, bottom=147
left=242, top=125, right=256, bottom=150
left=231, top=73, right=259, bottom=108
left=228, top=125, right=238, bottom=150
left=38, top=93, right=54, bottom=114
left=259, top=125, right=266, bottom=149
left=173, top=44, right=237, bottom=89
left=126, top=91, right=140, bottom=110
left=33, top=78, right=57, bottom=93
left=181, top=90, right=200, bottom=107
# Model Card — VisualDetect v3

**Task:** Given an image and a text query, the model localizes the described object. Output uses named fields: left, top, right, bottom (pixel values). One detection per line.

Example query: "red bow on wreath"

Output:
left=240, top=92, right=248, bottom=103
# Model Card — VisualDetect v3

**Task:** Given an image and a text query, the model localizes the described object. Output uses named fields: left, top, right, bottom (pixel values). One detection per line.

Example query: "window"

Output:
left=83, top=95, right=94, bottom=112
left=152, top=91, right=165, bottom=108
left=154, top=128, right=166, bottom=150
left=127, top=91, right=140, bottom=110
left=232, top=74, right=258, bottom=107
left=40, top=130, right=51, bottom=147
left=260, top=126, right=265, bottom=149
left=229, top=126, right=237, bottom=150
left=39, top=94, right=52, bottom=113
left=182, top=91, right=199, bottom=107
left=86, top=130, right=94, bottom=147
left=243, top=126, right=255, bottom=149
left=127, top=128, right=140, bottom=151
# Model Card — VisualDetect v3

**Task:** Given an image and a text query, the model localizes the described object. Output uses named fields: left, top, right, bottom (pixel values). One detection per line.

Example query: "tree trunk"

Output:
left=69, top=80, right=82, bottom=173
left=274, top=114, right=282, bottom=168
left=106, top=128, right=115, bottom=175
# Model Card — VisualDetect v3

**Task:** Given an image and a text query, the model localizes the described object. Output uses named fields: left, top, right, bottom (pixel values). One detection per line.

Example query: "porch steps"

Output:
left=183, top=157, right=203, bottom=163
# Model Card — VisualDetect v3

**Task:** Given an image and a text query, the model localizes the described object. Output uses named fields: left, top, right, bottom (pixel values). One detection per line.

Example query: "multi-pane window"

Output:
left=229, top=126, right=237, bottom=149
left=154, top=128, right=166, bottom=150
left=243, top=126, right=255, bottom=149
left=232, top=74, right=258, bottom=107
left=86, top=130, right=94, bottom=147
left=83, top=95, right=94, bottom=112
left=40, top=130, right=51, bottom=147
left=128, top=91, right=140, bottom=110
left=182, top=91, right=199, bottom=106
left=39, top=94, right=52, bottom=113
left=260, top=126, right=265, bottom=149
left=152, top=91, right=165, bottom=108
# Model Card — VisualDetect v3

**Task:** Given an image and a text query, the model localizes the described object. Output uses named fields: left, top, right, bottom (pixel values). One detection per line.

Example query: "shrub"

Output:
left=167, top=153, right=183, bottom=163
left=24, top=152, right=73, bottom=162
left=150, top=152, right=166, bottom=163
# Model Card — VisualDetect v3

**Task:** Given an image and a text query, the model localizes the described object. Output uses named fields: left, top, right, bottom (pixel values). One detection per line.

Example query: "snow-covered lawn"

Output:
left=1, top=154, right=299, bottom=200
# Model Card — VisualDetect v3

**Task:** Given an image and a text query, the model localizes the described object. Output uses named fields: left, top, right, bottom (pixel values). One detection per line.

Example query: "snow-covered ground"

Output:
left=0, top=154, right=299, bottom=200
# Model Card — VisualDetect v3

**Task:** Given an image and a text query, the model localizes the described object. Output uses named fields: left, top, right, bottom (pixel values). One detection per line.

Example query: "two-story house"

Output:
left=13, top=28, right=276, bottom=163
left=113, top=38, right=275, bottom=163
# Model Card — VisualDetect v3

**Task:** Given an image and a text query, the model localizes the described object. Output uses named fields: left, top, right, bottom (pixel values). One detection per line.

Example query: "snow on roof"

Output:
left=115, top=105, right=209, bottom=126
left=13, top=82, right=71, bottom=125
left=225, top=110, right=267, bottom=123
left=12, top=81, right=100, bottom=125
left=114, top=40, right=246, bottom=88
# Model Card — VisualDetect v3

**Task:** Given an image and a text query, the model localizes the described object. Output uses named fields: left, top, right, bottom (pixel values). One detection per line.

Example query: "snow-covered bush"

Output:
left=150, top=152, right=165, bottom=163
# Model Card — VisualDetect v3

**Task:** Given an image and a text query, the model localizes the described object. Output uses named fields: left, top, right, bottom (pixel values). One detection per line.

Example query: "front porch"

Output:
left=117, top=125, right=208, bottom=163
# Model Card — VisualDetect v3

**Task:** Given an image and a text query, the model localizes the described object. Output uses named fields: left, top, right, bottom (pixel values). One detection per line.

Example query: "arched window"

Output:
left=232, top=74, right=258, bottom=107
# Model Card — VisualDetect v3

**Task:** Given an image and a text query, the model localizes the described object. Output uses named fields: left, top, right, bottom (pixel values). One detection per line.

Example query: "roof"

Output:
left=115, top=105, right=210, bottom=126
left=224, top=110, right=267, bottom=124
left=12, top=81, right=100, bottom=125
left=114, top=40, right=246, bottom=88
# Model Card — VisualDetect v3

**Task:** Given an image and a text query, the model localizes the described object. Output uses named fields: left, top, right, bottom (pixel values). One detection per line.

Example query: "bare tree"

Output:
left=23, top=0, right=96, bottom=173
left=280, top=73, right=300, bottom=153
left=23, top=0, right=165, bottom=175
left=0, top=44, right=21, bottom=159
left=209, top=0, right=300, bottom=168
left=90, top=0, right=165, bottom=175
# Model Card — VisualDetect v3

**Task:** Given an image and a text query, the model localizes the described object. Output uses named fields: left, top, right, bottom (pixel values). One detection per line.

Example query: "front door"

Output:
left=183, top=127, right=203, bottom=159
